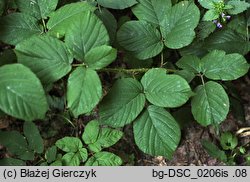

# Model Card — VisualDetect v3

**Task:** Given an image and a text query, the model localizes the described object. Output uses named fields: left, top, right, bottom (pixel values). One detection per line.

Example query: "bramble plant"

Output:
left=202, top=131, right=250, bottom=165
left=0, top=0, right=250, bottom=166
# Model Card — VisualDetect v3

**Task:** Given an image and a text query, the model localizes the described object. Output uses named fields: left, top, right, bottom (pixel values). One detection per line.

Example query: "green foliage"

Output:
left=220, top=132, right=238, bottom=150
left=47, top=2, right=96, bottom=37
left=0, top=64, right=48, bottom=121
left=15, top=0, right=58, bottom=19
left=141, top=68, right=192, bottom=108
left=99, top=78, right=146, bottom=127
left=55, top=120, right=123, bottom=166
left=201, top=139, right=227, bottom=162
left=0, top=13, right=43, bottom=45
left=227, top=0, right=250, bottom=15
left=67, top=67, right=102, bottom=117
left=64, top=11, right=109, bottom=61
left=191, top=81, right=230, bottom=126
left=0, top=122, right=44, bottom=163
left=0, top=0, right=249, bottom=166
left=117, top=21, right=164, bottom=60
left=133, top=105, right=181, bottom=159
left=202, top=131, right=249, bottom=165
left=97, top=0, right=137, bottom=9
left=15, top=35, right=73, bottom=85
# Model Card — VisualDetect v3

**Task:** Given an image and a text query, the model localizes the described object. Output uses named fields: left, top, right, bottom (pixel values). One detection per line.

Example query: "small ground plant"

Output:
left=0, top=0, right=249, bottom=166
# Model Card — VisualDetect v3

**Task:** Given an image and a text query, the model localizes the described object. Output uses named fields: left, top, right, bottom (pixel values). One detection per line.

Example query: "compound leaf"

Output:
left=201, top=50, right=249, bottom=81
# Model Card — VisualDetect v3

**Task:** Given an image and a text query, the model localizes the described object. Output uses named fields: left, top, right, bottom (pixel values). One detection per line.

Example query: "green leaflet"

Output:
left=0, top=131, right=28, bottom=156
left=198, top=0, right=221, bottom=9
left=88, top=128, right=123, bottom=153
left=67, top=67, right=102, bottom=117
left=132, top=0, right=172, bottom=25
left=141, top=68, right=192, bottom=108
left=220, top=132, right=238, bottom=150
left=133, top=105, right=181, bottom=159
left=15, top=35, right=73, bottom=85
left=47, top=2, right=96, bottom=37
left=227, top=0, right=250, bottom=15
left=23, top=121, right=44, bottom=154
left=191, top=81, right=230, bottom=126
left=99, top=78, right=146, bottom=127
left=95, top=8, right=117, bottom=44
left=62, top=148, right=88, bottom=166
left=204, top=29, right=250, bottom=55
left=55, top=137, right=83, bottom=153
left=203, top=9, right=219, bottom=21
left=201, top=140, right=227, bottom=162
left=85, top=152, right=122, bottom=166
left=0, top=13, right=43, bottom=45
left=82, top=120, right=100, bottom=145
left=45, top=146, right=57, bottom=163
left=0, top=64, right=48, bottom=121
left=117, top=21, right=163, bottom=60
left=201, top=50, right=249, bottom=81
left=97, top=0, right=137, bottom=9
left=160, top=1, right=200, bottom=49
left=177, top=50, right=249, bottom=81
left=15, top=0, right=58, bottom=19
left=84, top=45, right=117, bottom=70
left=82, top=120, right=123, bottom=153
left=65, top=11, right=109, bottom=61
left=176, top=55, right=203, bottom=74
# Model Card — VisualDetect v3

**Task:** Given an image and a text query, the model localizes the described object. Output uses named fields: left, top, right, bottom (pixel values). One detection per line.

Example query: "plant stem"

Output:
left=42, top=19, right=47, bottom=33
left=72, top=63, right=85, bottom=67
left=99, top=67, right=177, bottom=74
left=160, top=52, right=164, bottom=67
left=200, top=74, right=205, bottom=85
